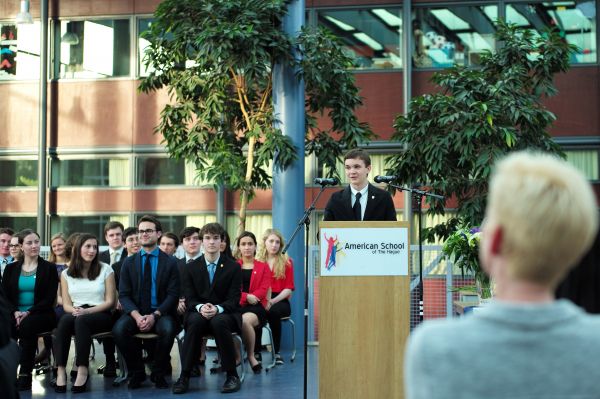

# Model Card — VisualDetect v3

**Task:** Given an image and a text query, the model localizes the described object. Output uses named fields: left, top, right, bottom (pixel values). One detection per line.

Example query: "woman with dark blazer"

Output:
left=234, top=231, right=272, bottom=373
left=1, top=229, right=58, bottom=391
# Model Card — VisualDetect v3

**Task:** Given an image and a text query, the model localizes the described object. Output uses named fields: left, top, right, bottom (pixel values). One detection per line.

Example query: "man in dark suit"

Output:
left=98, top=221, right=126, bottom=266
left=112, top=215, right=180, bottom=390
left=172, top=223, right=242, bottom=394
left=324, top=149, right=397, bottom=221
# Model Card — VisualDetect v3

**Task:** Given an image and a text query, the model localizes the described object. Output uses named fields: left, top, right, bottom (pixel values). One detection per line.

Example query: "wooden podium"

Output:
left=318, top=221, right=410, bottom=399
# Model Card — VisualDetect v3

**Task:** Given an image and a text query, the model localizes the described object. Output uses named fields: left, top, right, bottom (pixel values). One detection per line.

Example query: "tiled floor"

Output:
left=21, top=345, right=319, bottom=399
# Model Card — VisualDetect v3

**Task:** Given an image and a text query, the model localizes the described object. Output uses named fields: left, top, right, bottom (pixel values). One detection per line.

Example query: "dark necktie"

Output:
left=208, top=263, right=216, bottom=284
left=187, top=258, right=194, bottom=264
left=140, top=254, right=152, bottom=314
left=353, top=192, right=362, bottom=221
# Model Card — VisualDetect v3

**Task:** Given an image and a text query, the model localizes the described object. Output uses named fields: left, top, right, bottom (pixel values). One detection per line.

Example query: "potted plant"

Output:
left=442, top=227, right=492, bottom=300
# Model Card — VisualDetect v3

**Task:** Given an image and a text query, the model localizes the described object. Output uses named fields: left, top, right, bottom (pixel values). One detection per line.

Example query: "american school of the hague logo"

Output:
left=322, top=231, right=405, bottom=272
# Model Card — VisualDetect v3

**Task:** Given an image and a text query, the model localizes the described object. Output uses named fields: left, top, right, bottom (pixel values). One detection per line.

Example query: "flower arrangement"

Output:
left=442, top=226, right=492, bottom=299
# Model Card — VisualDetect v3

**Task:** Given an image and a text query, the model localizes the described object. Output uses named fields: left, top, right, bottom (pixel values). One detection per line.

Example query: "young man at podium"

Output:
left=405, top=152, right=600, bottom=399
left=323, top=149, right=396, bottom=222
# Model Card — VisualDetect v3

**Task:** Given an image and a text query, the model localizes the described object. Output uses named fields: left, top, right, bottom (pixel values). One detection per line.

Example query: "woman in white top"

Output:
left=53, top=233, right=116, bottom=394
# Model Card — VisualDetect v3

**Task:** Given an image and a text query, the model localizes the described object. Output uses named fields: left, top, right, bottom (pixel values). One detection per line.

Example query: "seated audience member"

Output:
left=220, top=231, right=234, bottom=261
left=112, top=227, right=141, bottom=289
left=2, top=229, right=58, bottom=391
left=404, top=152, right=600, bottom=399
left=173, top=223, right=242, bottom=394
left=112, top=215, right=180, bottom=390
left=53, top=233, right=116, bottom=393
left=159, top=232, right=180, bottom=257
left=235, top=231, right=271, bottom=373
left=256, top=229, right=294, bottom=364
left=0, top=227, right=15, bottom=277
left=99, top=221, right=126, bottom=266
left=9, top=236, right=22, bottom=263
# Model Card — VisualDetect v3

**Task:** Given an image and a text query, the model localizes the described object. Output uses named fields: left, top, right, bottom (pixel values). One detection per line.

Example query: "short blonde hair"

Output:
left=486, top=151, right=598, bottom=286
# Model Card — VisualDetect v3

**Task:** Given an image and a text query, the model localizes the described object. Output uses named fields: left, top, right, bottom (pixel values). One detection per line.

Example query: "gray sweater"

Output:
left=405, top=300, right=600, bottom=399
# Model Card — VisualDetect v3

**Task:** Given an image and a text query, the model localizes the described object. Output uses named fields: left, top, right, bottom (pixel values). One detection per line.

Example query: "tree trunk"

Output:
left=237, top=135, right=257, bottom=237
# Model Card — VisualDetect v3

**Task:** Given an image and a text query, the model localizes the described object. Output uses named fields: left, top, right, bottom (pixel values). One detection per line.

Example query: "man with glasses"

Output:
left=0, top=227, right=15, bottom=279
left=112, top=215, right=180, bottom=390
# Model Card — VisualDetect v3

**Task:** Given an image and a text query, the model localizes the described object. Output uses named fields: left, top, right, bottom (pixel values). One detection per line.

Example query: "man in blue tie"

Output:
left=173, top=223, right=242, bottom=394
left=113, top=215, right=180, bottom=390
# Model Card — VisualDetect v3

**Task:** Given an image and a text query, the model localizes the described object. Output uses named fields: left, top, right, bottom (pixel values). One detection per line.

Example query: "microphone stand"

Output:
left=388, top=183, right=444, bottom=323
left=283, top=183, right=329, bottom=399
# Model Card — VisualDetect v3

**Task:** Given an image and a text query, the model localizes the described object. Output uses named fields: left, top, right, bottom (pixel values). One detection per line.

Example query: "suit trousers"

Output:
left=112, top=314, right=178, bottom=377
left=181, top=312, right=239, bottom=375
left=53, top=312, right=114, bottom=368
left=11, top=311, right=56, bottom=375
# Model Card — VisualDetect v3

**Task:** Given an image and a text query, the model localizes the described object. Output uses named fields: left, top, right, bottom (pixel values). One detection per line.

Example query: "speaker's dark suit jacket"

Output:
left=99, top=248, right=127, bottom=266
left=182, top=255, right=242, bottom=330
left=119, top=249, right=180, bottom=317
left=323, top=183, right=397, bottom=221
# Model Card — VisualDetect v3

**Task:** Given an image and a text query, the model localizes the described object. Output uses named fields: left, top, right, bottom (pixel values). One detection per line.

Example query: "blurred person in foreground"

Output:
left=405, top=152, right=600, bottom=399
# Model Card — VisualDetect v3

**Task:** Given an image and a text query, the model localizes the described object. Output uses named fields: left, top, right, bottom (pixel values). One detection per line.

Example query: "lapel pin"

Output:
left=371, top=195, right=375, bottom=199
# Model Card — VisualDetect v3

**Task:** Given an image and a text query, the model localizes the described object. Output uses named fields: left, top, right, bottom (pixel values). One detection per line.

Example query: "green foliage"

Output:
left=139, top=0, right=374, bottom=231
left=387, top=22, right=574, bottom=240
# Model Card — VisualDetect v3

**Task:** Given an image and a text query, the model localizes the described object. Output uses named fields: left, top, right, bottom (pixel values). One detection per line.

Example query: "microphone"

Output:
left=374, top=175, right=398, bottom=183
left=314, top=177, right=339, bottom=186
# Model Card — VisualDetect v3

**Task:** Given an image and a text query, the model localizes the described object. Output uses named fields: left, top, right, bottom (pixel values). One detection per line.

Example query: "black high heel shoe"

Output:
left=71, top=375, right=89, bottom=393
left=251, top=362, right=262, bottom=374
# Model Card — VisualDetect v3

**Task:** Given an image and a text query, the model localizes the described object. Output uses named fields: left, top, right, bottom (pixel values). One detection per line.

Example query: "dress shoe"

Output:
left=172, top=376, right=190, bottom=394
left=128, top=372, right=147, bottom=389
left=151, top=373, right=169, bottom=389
left=103, top=360, right=117, bottom=378
left=71, top=375, right=89, bottom=393
left=54, top=383, right=67, bottom=393
left=17, top=374, right=32, bottom=391
left=251, top=363, right=262, bottom=374
left=221, top=375, right=241, bottom=393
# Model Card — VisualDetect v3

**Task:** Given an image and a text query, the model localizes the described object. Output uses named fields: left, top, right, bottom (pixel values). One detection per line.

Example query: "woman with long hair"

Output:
left=53, top=233, right=116, bottom=393
left=234, top=231, right=272, bottom=373
left=256, top=228, right=294, bottom=364
left=1, top=229, right=58, bottom=391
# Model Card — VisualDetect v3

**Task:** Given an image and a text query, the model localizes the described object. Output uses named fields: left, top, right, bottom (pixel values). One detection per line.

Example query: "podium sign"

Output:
left=319, top=221, right=410, bottom=399
left=320, top=225, right=409, bottom=276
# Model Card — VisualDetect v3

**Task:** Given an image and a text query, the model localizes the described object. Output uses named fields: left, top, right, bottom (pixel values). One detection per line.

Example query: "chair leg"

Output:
left=264, top=325, right=277, bottom=371
left=287, top=318, right=296, bottom=362
left=232, top=334, right=245, bottom=383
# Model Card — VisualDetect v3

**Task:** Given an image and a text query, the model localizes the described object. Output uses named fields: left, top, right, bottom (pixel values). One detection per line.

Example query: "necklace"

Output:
left=21, top=267, right=38, bottom=277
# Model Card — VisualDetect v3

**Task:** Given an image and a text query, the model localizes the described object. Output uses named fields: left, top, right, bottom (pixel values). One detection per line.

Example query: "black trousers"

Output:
left=11, top=311, right=56, bottom=375
left=181, top=312, right=238, bottom=376
left=266, top=299, right=291, bottom=353
left=112, top=314, right=179, bottom=377
left=53, top=312, right=114, bottom=368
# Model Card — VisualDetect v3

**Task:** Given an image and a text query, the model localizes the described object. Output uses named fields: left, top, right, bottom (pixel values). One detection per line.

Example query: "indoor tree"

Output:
left=139, top=0, right=374, bottom=234
left=386, top=21, right=575, bottom=240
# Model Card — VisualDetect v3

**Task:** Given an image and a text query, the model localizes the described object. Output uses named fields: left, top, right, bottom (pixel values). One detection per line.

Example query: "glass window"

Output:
left=226, top=213, right=272, bottom=240
left=0, top=21, right=40, bottom=80
left=565, top=149, right=599, bottom=180
left=136, top=157, right=185, bottom=186
left=506, top=2, right=596, bottom=64
left=0, top=216, right=36, bottom=231
left=138, top=18, right=154, bottom=77
left=136, top=156, right=212, bottom=186
left=50, top=214, right=128, bottom=238
left=317, top=8, right=403, bottom=70
left=0, top=159, right=37, bottom=187
left=51, top=158, right=129, bottom=187
left=413, top=5, right=498, bottom=68
left=57, top=18, right=130, bottom=79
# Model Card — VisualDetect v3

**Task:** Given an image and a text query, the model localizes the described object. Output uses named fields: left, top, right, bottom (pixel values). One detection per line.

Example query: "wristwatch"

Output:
left=152, top=311, right=161, bottom=321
